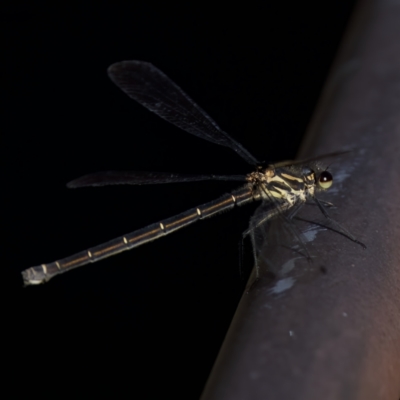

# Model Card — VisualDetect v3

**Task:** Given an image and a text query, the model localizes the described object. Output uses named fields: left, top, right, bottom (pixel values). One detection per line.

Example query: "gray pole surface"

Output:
left=200, top=0, right=400, bottom=399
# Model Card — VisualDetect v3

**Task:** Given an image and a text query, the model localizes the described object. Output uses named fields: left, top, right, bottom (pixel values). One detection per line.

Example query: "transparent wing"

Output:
left=67, top=171, right=247, bottom=188
left=108, top=61, right=259, bottom=165
left=246, top=200, right=310, bottom=276
left=270, top=150, right=352, bottom=169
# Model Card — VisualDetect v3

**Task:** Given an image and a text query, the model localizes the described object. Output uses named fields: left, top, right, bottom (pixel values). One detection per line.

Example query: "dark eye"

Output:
left=318, top=171, right=333, bottom=189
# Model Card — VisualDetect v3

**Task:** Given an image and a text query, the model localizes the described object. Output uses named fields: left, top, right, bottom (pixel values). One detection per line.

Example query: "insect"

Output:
left=21, top=61, right=365, bottom=286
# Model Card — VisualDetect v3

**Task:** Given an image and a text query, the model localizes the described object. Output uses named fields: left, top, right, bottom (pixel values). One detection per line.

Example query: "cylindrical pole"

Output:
left=200, top=0, right=400, bottom=398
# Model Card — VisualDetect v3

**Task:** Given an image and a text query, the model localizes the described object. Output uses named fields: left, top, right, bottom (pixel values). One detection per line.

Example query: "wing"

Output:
left=108, top=61, right=259, bottom=166
left=247, top=201, right=310, bottom=275
left=270, top=150, right=352, bottom=169
left=67, top=171, right=247, bottom=188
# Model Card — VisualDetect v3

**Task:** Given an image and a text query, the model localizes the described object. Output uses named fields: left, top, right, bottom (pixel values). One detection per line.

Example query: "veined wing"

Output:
left=247, top=201, right=310, bottom=276
left=67, top=171, right=247, bottom=188
left=270, top=150, right=352, bottom=169
left=108, top=61, right=259, bottom=166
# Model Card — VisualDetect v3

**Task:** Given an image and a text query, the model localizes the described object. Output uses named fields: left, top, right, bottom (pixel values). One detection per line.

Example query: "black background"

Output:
left=2, top=2, right=355, bottom=398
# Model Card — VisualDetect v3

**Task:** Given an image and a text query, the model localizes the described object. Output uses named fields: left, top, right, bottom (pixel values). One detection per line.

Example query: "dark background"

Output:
left=2, top=2, right=356, bottom=398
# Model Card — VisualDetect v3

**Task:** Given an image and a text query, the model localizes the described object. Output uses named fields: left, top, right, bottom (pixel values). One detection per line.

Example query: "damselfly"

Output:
left=21, top=61, right=365, bottom=286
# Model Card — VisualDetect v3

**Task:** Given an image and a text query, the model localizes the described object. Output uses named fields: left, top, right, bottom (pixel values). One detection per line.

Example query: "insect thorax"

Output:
left=247, top=166, right=315, bottom=206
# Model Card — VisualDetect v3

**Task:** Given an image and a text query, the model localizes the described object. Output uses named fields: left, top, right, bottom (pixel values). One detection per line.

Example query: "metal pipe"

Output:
left=200, top=0, right=400, bottom=398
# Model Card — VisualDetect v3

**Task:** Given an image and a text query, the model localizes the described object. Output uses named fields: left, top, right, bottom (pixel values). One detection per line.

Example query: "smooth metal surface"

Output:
left=200, top=0, right=400, bottom=399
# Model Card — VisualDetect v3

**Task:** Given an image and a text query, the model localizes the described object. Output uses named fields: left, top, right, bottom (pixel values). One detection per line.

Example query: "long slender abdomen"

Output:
left=21, top=185, right=256, bottom=286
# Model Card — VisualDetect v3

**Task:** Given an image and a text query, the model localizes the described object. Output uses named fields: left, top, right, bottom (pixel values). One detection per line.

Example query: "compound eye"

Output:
left=318, top=171, right=333, bottom=189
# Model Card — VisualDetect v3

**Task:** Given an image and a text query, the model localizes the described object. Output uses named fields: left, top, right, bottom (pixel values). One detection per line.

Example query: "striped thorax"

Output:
left=246, top=164, right=333, bottom=207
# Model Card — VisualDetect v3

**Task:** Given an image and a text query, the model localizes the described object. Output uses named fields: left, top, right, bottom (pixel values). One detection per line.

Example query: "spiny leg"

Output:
left=313, top=196, right=366, bottom=248
left=257, top=184, right=311, bottom=261
left=305, top=199, right=335, bottom=208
